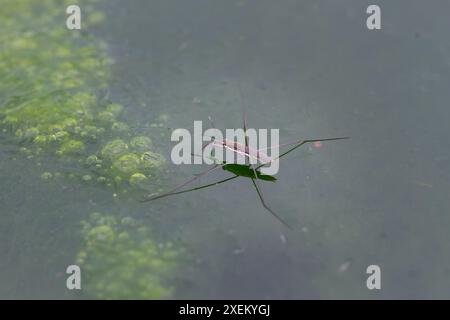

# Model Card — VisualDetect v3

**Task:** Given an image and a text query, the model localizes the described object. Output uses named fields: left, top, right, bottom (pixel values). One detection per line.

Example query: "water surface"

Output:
left=1, top=0, right=450, bottom=299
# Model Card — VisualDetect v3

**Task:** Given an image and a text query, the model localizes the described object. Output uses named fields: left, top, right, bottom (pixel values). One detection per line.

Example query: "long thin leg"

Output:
left=200, top=115, right=217, bottom=151
left=175, top=164, right=221, bottom=190
left=143, top=113, right=228, bottom=202
left=238, top=82, right=250, bottom=150
left=249, top=163, right=291, bottom=229
left=145, top=113, right=223, bottom=200
left=248, top=137, right=349, bottom=226
left=202, top=140, right=214, bottom=150
left=278, top=137, right=349, bottom=159
left=250, top=178, right=291, bottom=229
left=257, top=139, right=315, bottom=152
left=256, top=137, right=350, bottom=170
left=141, top=174, right=239, bottom=202
left=142, top=164, right=222, bottom=201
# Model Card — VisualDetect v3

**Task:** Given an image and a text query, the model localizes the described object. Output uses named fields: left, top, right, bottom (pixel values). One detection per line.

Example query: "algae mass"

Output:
left=0, top=0, right=166, bottom=191
left=77, top=213, right=180, bottom=299
left=0, top=0, right=180, bottom=299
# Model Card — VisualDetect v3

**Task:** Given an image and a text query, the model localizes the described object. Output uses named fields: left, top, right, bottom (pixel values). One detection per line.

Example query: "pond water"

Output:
left=1, top=0, right=450, bottom=299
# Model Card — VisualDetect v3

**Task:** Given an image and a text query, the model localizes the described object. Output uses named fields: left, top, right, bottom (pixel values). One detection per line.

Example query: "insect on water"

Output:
left=142, top=85, right=349, bottom=229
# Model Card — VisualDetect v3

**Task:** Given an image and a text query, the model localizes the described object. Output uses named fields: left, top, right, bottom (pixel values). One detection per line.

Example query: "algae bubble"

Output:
left=130, top=136, right=153, bottom=152
left=101, top=139, right=129, bottom=161
left=40, top=172, right=53, bottom=180
left=77, top=213, right=180, bottom=299
left=112, top=154, right=142, bottom=175
left=58, top=140, right=86, bottom=156
left=140, top=151, right=166, bottom=172
left=129, top=173, right=148, bottom=187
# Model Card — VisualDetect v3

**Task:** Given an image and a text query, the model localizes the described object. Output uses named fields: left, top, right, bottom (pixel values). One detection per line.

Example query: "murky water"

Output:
left=1, top=0, right=450, bottom=299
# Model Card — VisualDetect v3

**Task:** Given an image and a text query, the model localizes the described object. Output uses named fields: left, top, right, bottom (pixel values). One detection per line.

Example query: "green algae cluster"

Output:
left=77, top=212, right=180, bottom=299
left=1, top=0, right=180, bottom=300
left=0, top=0, right=165, bottom=190
left=89, top=137, right=165, bottom=188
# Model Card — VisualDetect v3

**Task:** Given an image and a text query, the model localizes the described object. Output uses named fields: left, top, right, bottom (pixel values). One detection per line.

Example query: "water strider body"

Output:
left=209, top=138, right=273, bottom=164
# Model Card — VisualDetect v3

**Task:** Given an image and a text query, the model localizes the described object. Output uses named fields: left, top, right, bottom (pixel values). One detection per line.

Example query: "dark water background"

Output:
left=1, top=0, right=450, bottom=299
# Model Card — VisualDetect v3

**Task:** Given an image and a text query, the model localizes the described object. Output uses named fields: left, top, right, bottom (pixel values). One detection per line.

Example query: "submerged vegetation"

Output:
left=0, top=0, right=165, bottom=191
left=0, top=0, right=180, bottom=299
left=78, top=213, right=180, bottom=299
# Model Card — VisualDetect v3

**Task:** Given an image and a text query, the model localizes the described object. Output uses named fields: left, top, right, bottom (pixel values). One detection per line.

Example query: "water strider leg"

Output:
left=249, top=163, right=291, bottom=229
left=141, top=174, right=240, bottom=202
left=142, top=164, right=223, bottom=201
left=256, top=137, right=350, bottom=169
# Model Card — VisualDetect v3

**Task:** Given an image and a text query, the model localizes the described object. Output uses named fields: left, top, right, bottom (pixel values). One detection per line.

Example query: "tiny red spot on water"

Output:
left=314, top=141, right=323, bottom=149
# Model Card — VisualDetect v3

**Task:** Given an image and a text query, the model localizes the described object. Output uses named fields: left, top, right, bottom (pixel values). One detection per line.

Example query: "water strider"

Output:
left=142, top=87, right=349, bottom=228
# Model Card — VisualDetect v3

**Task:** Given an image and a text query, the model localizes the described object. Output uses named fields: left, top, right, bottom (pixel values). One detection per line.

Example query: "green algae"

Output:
left=58, top=139, right=86, bottom=156
left=129, top=173, right=149, bottom=187
left=95, top=138, right=165, bottom=188
left=0, top=0, right=165, bottom=190
left=100, top=139, right=129, bottom=161
left=0, top=0, right=180, bottom=300
left=130, top=136, right=153, bottom=152
left=77, top=213, right=180, bottom=299
left=40, top=172, right=53, bottom=180
left=112, top=154, right=142, bottom=175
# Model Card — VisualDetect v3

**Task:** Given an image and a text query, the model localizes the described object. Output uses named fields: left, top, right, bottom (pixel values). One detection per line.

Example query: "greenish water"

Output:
left=1, top=0, right=450, bottom=299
